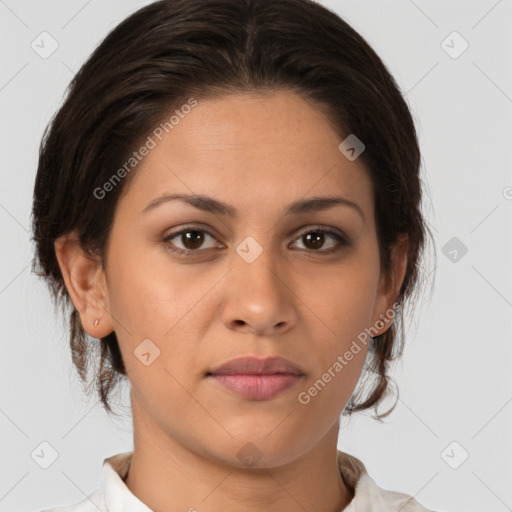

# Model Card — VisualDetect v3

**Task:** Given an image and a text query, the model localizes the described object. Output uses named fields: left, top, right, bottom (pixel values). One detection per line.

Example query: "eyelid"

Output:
left=293, top=224, right=348, bottom=241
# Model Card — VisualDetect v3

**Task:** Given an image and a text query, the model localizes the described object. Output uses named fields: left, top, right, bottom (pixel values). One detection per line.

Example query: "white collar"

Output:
left=102, top=452, right=151, bottom=511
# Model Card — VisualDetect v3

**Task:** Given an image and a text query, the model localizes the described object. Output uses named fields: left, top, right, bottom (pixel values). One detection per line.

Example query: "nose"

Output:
left=221, top=242, right=298, bottom=337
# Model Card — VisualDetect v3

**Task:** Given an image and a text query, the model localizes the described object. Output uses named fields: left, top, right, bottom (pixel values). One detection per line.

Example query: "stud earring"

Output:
left=93, top=319, right=99, bottom=327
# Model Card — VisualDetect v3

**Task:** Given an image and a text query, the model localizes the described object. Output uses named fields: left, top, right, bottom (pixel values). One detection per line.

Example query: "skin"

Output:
left=55, top=90, right=408, bottom=512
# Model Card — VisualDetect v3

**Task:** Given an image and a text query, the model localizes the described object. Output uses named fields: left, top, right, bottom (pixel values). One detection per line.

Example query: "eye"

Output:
left=290, top=227, right=350, bottom=254
left=162, top=226, right=223, bottom=256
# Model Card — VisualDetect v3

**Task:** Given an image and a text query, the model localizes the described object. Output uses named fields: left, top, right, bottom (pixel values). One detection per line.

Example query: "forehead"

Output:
left=118, top=91, right=374, bottom=222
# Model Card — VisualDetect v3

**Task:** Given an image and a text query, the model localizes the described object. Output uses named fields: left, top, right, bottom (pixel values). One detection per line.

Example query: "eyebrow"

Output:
left=142, top=193, right=365, bottom=221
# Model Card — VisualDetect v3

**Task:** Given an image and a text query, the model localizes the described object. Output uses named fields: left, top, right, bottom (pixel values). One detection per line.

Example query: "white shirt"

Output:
left=40, top=450, right=433, bottom=512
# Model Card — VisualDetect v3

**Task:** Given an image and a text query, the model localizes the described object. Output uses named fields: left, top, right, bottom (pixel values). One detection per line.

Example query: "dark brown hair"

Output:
left=31, top=0, right=433, bottom=419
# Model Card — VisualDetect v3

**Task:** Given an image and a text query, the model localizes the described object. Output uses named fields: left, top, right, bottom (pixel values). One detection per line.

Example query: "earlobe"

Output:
left=54, top=232, right=113, bottom=337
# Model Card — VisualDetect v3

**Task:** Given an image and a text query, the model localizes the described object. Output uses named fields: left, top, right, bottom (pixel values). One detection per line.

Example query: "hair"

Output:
left=31, top=0, right=434, bottom=419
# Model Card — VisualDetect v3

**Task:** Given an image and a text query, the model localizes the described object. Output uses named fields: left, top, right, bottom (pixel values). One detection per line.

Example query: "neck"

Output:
left=124, top=403, right=353, bottom=512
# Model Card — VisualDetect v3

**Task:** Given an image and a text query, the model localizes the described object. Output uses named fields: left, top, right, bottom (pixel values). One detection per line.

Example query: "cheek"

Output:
left=105, top=246, right=216, bottom=382
left=306, top=255, right=381, bottom=341
left=106, top=240, right=189, bottom=334
left=296, top=280, right=372, bottom=422
left=297, top=250, right=379, bottom=399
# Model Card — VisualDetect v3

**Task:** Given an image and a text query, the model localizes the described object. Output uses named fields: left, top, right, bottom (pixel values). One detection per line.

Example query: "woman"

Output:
left=31, top=0, right=434, bottom=510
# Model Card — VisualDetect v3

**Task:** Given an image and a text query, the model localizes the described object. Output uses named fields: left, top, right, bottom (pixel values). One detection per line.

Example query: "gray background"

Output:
left=1, top=1, right=511, bottom=511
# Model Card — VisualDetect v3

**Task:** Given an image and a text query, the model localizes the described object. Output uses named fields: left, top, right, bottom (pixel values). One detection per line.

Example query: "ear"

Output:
left=54, top=231, right=114, bottom=338
left=370, top=234, right=408, bottom=337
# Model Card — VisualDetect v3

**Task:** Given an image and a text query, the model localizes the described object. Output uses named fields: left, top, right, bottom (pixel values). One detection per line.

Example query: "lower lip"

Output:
left=208, top=374, right=303, bottom=400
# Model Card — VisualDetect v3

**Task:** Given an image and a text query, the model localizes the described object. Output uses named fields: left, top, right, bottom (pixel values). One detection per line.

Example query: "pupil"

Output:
left=183, top=231, right=204, bottom=249
left=305, top=232, right=324, bottom=250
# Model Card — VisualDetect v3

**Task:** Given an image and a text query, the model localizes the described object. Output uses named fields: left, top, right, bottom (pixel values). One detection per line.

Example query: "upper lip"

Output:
left=207, top=356, right=305, bottom=376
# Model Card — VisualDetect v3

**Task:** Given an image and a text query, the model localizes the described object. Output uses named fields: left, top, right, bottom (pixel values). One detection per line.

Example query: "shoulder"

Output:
left=355, top=472, right=434, bottom=511
left=38, top=486, right=106, bottom=512
left=37, top=451, right=135, bottom=512
left=337, top=451, right=435, bottom=512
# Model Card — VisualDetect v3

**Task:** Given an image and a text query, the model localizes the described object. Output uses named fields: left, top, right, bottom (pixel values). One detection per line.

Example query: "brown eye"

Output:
left=180, top=230, right=206, bottom=250
left=291, top=228, right=350, bottom=254
left=163, top=227, right=220, bottom=255
left=302, top=231, right=325, bottom=250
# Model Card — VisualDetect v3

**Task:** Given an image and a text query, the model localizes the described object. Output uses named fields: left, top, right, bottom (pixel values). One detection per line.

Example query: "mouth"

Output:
left=206, top=356, right=305, bottom=401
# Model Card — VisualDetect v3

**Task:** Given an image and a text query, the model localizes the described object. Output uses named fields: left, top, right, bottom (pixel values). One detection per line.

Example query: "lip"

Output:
left=206, top=356, right=305, bottom=401
left=207, top=356, right=304, bottom=376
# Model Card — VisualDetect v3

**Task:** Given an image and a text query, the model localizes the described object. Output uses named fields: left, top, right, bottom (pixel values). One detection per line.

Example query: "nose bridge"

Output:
left=233, top=232, right=284, bottom=295
left=222, top=231, right=296, bottom=334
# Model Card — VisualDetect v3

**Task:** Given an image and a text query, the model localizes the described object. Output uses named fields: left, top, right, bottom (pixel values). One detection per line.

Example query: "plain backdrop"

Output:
left=1, top=1, right=511, bottom=511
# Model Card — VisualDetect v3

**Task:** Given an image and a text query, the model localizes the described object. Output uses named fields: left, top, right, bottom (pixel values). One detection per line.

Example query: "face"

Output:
left=57, top=90, right=406, bottom=469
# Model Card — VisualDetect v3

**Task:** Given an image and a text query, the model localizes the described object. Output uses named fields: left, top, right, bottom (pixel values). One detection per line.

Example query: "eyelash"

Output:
left=162, top=224, right=351, bottom=257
